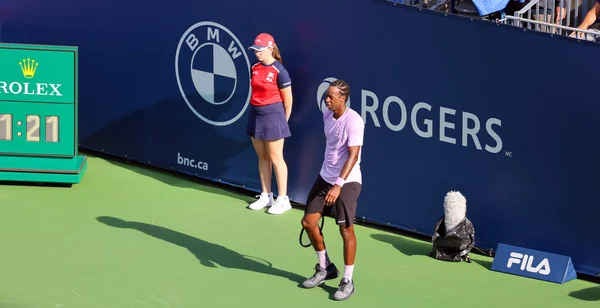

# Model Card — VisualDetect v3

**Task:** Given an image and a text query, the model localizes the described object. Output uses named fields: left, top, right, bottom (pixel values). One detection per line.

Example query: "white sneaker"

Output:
left=267, top=196, right=292, bottom=215
left=248, top=193, right=274, bottom=210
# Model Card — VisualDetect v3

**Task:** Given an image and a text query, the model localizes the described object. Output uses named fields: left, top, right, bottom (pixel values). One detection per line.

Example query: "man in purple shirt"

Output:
left=300, top=79, right=364, bottom=301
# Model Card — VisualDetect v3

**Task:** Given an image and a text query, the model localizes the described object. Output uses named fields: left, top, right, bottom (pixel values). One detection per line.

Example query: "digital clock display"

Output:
left=0, top=113, right=59, bottom=142
left=0, top=44, right=76, bottom=157
left=0, top=42, right=87, bottom=185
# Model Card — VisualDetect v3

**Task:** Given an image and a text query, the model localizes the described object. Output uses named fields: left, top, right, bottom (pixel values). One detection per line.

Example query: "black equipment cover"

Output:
left=430, top=216, right=475, bottom=263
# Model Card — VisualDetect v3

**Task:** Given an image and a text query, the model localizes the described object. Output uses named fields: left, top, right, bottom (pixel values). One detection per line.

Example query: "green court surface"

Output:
left=0, top=152, right=598, bottom=308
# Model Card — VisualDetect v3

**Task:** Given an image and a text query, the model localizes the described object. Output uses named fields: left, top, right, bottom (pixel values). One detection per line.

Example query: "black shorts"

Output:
left=305, top=175, right=362, bottom=228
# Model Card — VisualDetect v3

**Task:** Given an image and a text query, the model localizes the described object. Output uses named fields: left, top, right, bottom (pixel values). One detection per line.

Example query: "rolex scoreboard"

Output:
left=0, top=42, right=87, bottom=184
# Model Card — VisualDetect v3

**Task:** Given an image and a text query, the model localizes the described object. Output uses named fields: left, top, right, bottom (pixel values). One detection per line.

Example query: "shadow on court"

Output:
left=371, top=233, right=494, bottom=269
left=569, top=286, right=600, bottom=301
left=370, top=233, right=431, bottom=257
left=470, top=258, right=493, bottom=270
left=83, top=150, right=255, bottom=203
left=0, top=181, right=72, bottom=188
left=89, top=152, right=276, bottom=209
left=96, top=216, right=338, bottom=296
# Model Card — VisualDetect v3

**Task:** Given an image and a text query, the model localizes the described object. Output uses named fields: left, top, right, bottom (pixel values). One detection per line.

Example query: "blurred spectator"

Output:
left=569, top=0, right=600, bottom=41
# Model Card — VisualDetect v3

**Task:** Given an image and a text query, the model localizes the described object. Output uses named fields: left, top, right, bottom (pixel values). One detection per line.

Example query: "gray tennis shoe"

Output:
left=333, top=278, right=355, bottom=301
left=302, top=263, right=339, bottom=288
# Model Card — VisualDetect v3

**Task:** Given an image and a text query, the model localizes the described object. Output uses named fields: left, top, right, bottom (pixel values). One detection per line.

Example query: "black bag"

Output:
left=429, top=216, right=475, bottom=263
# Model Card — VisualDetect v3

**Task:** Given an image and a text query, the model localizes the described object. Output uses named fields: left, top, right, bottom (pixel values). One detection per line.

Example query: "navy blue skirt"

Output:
left=246, top=102, right=291, bottom=141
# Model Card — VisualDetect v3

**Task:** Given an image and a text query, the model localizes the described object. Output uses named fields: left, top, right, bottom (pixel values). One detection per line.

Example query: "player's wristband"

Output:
left=334, top=177, right=345, bottom=187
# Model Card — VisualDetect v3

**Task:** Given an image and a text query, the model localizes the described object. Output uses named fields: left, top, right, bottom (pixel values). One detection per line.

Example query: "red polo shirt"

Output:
left=250, top=60, right=292, bottom=107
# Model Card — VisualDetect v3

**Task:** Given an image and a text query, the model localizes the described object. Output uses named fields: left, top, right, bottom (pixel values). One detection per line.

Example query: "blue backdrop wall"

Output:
left=2, top=0, right=599, bottom=277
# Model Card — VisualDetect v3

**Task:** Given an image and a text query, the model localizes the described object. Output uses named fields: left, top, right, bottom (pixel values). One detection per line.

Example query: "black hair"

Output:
left=330, top=79, right=350, bottom=103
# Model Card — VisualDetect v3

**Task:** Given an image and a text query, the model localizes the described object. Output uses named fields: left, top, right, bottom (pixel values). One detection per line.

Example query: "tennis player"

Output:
left=246, top=33, right=293, bottom=215
left=300, top=79, right=364, bottom=301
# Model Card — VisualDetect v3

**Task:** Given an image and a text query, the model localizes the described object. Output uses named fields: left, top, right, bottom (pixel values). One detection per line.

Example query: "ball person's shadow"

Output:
left=96, top=216, right=338, bottom=296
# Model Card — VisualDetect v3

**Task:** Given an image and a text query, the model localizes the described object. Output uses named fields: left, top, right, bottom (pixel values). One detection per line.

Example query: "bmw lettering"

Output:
left=317, top=77, right=504, bottom=155
left=175, top=21, right=251, bottom=126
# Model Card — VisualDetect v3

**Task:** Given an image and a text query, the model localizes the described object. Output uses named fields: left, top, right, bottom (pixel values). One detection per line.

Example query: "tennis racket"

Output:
left=299, top=215, right=325, bottom=248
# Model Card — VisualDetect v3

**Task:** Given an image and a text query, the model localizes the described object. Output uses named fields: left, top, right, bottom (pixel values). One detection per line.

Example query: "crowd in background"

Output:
left=395, top=0, right=600, bottom=41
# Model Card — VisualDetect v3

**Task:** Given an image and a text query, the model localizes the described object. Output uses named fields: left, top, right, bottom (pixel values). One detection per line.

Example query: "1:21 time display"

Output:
left=0, top=113, right=60, bottom=142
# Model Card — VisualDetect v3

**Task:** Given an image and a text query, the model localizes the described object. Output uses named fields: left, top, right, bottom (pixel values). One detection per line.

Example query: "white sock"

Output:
left=316, top=250, right=330, bottom=268
left=343, top=264, right=354, bottom=280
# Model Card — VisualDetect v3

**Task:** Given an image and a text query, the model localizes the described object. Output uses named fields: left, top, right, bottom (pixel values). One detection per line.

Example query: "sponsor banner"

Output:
left=3, top=0, right=599, bottom=277
left=491, top=243, right=577, bottom=284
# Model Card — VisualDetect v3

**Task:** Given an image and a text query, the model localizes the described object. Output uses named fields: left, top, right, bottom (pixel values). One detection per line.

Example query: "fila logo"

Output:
left=507, top=252, right=551, bottom=275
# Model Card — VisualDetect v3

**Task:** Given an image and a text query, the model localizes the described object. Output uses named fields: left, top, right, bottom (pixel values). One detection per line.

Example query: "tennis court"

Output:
left=0, top=152, right=598, bottom=307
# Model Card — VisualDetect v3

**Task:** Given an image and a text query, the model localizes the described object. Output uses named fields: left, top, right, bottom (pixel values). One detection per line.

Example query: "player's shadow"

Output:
left=96, top=216, right=338, bottom=296
left=569, top=286, right=600, bottom=301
